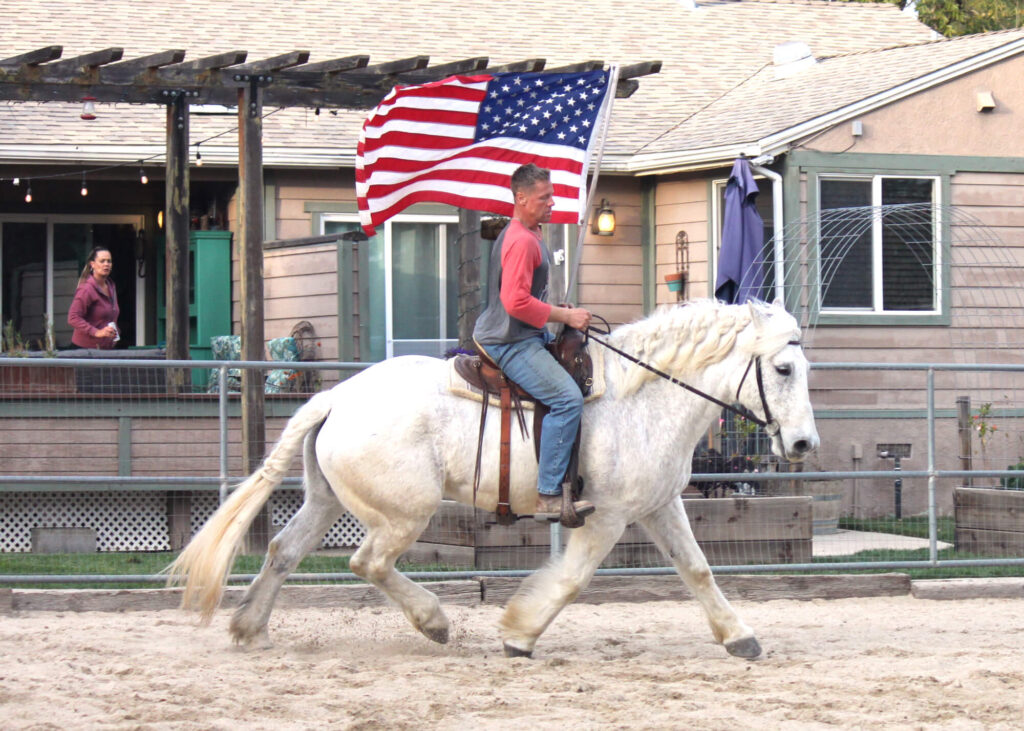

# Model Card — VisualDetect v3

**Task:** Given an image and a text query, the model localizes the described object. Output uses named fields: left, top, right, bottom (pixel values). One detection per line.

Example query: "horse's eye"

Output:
left=775, top=364, right=792, bottom=376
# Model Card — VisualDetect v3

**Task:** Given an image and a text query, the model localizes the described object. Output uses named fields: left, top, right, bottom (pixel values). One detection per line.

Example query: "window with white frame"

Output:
left=323, top=212, right=459, bottom=360
left=818, top=175, right=939, bottom=313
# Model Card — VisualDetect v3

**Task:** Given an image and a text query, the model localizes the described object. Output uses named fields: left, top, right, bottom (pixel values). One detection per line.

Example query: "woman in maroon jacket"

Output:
left=67, top=246, right=120, bottom=349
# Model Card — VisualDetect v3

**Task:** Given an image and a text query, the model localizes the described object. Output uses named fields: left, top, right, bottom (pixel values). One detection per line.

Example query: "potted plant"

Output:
left=664, top=271, right=686, bottom=293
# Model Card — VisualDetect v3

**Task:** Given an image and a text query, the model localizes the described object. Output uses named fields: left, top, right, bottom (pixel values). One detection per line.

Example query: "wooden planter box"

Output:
left=954, top=487, right=1024, bottom=557
left=415, top=496, right=812, bottom=570
left=0, top=362, right=75, bottom=395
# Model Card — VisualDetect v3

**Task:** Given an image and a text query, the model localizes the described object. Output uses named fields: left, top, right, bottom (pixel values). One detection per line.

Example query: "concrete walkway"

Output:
left=813, top=529, right=952, bottom=557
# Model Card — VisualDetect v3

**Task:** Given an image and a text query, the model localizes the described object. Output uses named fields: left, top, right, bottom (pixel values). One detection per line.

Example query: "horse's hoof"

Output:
left=232, top=628, right=273, bottom=650
left=724, top=636, right=762, bottom=659
left=421, top=624, right=449, bottom=645
left=503, top=642, right=533, bottom=659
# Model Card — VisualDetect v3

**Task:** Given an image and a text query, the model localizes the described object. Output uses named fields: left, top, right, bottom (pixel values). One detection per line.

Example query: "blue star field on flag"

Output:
left=475, top=70, right=609, bottom=150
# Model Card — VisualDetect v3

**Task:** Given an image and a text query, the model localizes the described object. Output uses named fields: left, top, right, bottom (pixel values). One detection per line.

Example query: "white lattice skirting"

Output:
left=0, top=490, right=367, bottom=552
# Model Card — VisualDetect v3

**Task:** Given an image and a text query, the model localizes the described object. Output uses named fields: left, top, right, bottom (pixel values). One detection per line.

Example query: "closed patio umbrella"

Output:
left=715, top=158, right=764, bottom=304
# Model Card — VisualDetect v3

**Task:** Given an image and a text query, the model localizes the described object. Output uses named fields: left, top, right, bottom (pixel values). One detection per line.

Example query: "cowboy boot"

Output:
left=532, top=492, right=595, bottom=527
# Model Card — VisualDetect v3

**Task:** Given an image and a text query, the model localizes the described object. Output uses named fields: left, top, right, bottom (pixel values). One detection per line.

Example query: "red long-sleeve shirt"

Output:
left=498, top=219, right=552, bottom=329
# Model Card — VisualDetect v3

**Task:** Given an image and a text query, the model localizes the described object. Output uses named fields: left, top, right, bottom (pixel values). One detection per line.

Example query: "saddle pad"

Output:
left=447, top=346, right=605, bottom=407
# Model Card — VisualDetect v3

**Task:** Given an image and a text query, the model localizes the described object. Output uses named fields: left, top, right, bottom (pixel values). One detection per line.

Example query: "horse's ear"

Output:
left=748, top=301, right=768, bottom=330
left=772, top=297, right=785, bottom=309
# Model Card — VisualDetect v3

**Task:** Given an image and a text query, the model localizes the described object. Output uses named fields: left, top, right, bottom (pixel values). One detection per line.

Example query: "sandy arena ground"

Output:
left=2, top=595, right=1024, bottom=729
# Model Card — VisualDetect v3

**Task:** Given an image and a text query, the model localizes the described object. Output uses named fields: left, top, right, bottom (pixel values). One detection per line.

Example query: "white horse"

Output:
left=168, top=299, right=818, bottom=658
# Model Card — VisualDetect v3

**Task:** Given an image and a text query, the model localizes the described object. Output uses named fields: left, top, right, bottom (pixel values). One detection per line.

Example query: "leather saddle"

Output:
left=453, top=327, right=593, bottom=525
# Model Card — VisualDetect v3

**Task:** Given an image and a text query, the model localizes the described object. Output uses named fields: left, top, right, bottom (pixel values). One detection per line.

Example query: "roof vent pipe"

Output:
left=773, top=41, right=816, bottom=80
left=677, top=0, right=699, bottom=10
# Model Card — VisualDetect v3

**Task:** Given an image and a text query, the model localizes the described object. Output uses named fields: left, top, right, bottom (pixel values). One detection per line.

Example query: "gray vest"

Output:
left=473, top=222, right=551, bottom=346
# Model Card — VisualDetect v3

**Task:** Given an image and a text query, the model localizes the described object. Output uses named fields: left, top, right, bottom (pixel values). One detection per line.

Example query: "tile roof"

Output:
left=0, top=0, right=955, bottom=170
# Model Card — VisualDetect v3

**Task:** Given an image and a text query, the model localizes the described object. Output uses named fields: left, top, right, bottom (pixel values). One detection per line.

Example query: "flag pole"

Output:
left=566, top=63, right=620, bottom=300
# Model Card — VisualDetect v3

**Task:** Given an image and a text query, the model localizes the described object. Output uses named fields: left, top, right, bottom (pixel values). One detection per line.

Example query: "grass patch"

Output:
left=0, top=550, right=467, bottom=590
left=838, top=515, right=954, bottom=543
left=0, top=551, right=353, bottom=590
left=809, top=547, right=1024, bottom=579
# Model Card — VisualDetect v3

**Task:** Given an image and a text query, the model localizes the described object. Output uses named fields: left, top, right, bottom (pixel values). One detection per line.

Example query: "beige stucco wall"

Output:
left=807, top=55, right=1024, bottom=157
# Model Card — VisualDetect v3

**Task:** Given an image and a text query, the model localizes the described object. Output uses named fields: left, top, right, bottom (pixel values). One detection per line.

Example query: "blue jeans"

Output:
left=483, top=333, right=583, bottom=496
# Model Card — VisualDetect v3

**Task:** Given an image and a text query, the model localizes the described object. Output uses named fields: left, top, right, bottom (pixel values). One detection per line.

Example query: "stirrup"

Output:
left=559, top=489, right=594, bottom=529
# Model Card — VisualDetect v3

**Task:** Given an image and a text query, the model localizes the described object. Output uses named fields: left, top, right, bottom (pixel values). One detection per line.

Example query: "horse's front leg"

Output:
left=500, top=514, right=626, bottom=658
left=638, top=496, right=761, bottom=659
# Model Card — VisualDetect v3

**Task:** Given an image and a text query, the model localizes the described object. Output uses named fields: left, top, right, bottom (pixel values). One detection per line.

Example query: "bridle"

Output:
left=585, top=319, right=801, bottom=437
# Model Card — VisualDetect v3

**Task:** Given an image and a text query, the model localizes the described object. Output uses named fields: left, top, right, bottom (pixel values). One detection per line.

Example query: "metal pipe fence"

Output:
left=1, top=355, right=1022, bottom=586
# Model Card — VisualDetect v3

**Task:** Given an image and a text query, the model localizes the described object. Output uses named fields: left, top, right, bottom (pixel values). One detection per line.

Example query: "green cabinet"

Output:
left=156, top=231, right=232, bottom=381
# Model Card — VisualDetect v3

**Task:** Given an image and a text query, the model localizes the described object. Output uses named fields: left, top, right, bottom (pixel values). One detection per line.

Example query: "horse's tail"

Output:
left=165, top=389, right=335, bottom=621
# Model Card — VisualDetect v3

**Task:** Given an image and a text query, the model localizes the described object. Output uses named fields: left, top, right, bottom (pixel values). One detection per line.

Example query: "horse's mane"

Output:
left=606, top=299, right=800, bottom=397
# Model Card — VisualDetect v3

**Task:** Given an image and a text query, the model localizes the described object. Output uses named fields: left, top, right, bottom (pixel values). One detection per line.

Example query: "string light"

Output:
left=1, top=106, right=287, bottom=188
left=80, top=173, right=88, bottom=197
left=24, top=180, right=32, bottom=203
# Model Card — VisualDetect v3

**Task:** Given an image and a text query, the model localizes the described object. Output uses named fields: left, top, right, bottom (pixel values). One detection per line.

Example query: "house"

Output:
left=3, top=0, right=1024, bottom=520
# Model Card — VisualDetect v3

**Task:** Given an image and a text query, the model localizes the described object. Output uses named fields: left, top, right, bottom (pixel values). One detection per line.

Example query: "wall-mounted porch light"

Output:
left=591, top=199, right=616, bottom=236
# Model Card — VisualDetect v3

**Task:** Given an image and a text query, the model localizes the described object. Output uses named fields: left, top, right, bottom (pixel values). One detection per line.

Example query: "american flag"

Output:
left=356, top=69, right=611, bottom=236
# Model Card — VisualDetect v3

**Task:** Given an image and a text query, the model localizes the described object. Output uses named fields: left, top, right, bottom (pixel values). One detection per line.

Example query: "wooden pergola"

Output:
left=1, top=46, right=659, bottom=544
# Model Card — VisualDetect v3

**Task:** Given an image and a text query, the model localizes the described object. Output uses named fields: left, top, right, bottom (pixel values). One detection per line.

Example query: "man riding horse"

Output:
left=472, top=163, right=596, bottom=526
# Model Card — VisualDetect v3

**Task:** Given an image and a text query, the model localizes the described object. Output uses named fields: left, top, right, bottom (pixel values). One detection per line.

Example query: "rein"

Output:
left=585, top=319, right=798, bottom=437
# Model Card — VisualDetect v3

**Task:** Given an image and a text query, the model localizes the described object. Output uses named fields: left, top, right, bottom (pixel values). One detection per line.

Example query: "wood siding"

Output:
left=576, top=176, right=645, bottom=326
left=654, top=175, right=710, bottom=305
left=0, top=415, right=302, bottom=479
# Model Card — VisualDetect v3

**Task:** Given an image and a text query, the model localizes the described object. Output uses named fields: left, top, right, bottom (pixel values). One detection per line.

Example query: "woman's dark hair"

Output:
left=79, top=246, right=112, bottom=285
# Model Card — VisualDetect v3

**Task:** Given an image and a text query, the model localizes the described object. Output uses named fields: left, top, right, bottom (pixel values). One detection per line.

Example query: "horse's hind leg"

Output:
left=639, top=496, right=761, bottom=659
left=348, top=517, right=450, bottom=645
left=230, top=428, right=344, bottom=647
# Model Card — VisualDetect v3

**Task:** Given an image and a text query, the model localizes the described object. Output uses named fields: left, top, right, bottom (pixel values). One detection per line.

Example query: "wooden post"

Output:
left=239, top=81, right=270, bottom=552
left=164, top=95, right=190, bottom=391
left=457, top=208, right=481, bottom=349
left=957, top=395, right=972, bottom=487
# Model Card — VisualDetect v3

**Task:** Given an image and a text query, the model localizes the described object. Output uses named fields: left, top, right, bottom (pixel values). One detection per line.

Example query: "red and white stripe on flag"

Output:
left=356, top=70, right=610, bottom=236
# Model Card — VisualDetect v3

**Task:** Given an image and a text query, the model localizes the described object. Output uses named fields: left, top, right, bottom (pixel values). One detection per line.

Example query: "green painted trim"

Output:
left=264, top=183, right=276, bottom=242
left=815, top=313, right=951, bottom=326
left=781, top=162, right=803, bottom=314
left=939, top=174, right=953, bottom=321
left=641, top=177, right=656, bottom=314
left=705, top=178, right=716, bottom=294
left=357, top=241, right=372, bottom=362
left=794, top=159, right=952, bottom=327
left=337, top=242, right=355, bottom=362
left=789, top=150, right=1024, bottom=175
left=304, top=201, right=359, bottom=214
left=118, top=417, right=132, bottom=476
left=0, top=398, right=310, bottom=419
